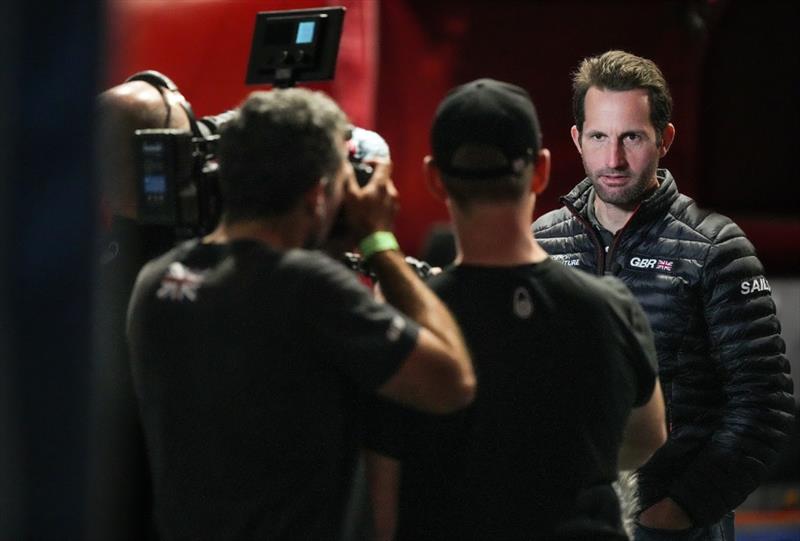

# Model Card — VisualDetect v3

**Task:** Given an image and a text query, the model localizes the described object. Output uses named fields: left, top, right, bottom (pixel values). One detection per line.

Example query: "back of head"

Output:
left=218, top=88, right=349, bottom=223
left=95, top=81, right=191, bottom=219
left=572, top=50, right=672, bottom=136
left=430, top=79, right=542, bottom=207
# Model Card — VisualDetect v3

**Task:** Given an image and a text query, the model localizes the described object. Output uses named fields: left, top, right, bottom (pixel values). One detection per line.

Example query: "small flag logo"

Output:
left=656, top=259, right=673, bottom=271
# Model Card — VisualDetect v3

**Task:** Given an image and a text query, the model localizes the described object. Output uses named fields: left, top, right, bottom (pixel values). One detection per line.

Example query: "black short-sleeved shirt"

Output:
left=364, top=257, right=657, bottom=541
left=127, top=239, right=420, bottom=541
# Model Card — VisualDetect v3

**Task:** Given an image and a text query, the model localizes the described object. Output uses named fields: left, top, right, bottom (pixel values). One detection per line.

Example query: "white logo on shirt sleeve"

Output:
left=156, top=262, right=206, bottom=302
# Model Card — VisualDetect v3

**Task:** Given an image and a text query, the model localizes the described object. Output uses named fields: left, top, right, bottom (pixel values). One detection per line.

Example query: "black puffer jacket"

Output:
left=533, top=169, right=794, bottom=526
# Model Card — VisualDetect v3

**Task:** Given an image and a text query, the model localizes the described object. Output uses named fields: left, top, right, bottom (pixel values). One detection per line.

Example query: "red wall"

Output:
left=105, top=0, right=379, bottom=127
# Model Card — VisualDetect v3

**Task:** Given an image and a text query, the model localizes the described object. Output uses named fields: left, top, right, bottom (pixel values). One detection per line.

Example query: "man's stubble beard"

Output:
left=585, top=158, right=659, bottom=208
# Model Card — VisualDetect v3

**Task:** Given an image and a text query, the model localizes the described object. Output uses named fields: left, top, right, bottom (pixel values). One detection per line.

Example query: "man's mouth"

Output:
left=599, top=173, right=630, bottom=186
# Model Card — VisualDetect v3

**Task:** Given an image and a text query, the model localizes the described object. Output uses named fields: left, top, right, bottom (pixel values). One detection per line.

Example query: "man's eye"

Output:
left=624, top=134, right=641, bottom=142
left=589, top=133, right=605, bottom=141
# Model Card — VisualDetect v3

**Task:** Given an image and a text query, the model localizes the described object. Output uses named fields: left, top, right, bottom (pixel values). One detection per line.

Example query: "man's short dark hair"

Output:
left=431, top=79, right=542, bottom=207
left=219, top=88, right=349, bottom=222
left=572, top=50, right=672, bottom=138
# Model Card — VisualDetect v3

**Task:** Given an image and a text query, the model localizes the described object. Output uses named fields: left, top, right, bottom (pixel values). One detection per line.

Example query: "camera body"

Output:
left=135, top=111, right=235, bottom=237
left=135, top=120, right=388, bottom=239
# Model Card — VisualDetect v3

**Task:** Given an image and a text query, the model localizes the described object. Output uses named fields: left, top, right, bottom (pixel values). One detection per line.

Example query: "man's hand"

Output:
left=344, top=160, right=399, bottom=240
left=638, top=497, right=693, bottom=530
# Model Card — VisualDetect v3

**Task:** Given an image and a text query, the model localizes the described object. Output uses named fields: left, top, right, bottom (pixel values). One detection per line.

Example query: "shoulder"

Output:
left=666, top=193, right=747, bottom=245
left=660, top=194, right=762, bottom=276
left=532, top=207, right=575, bottom=236
left=135, top=240, right=196, bottom=284
left=280, top=249, right=358, bottom=282
left=280, top=249, right=373, bottom=302
left=280, top=248, right=336, bottom=271
left=532, top=259, right=635, bottom=316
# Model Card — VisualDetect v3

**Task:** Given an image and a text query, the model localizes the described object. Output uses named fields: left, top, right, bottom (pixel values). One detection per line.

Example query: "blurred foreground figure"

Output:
left=88, top=78, right=191, bottom=540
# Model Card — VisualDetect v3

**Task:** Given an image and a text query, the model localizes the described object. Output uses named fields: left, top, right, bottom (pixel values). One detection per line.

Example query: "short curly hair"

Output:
left=219, top=88, right=349, bottom=222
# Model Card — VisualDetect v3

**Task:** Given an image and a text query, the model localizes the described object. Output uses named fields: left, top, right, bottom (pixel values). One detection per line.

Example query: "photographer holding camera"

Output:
left=126, top=87, right=475, bottom=540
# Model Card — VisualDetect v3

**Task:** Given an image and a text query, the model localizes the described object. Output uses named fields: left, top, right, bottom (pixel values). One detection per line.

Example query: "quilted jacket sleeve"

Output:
left=668, top=221, right=795, bottom=525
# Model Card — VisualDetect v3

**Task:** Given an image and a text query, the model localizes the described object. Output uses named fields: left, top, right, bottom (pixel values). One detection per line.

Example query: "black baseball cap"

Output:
left=431, top=78, right=542, bottom=180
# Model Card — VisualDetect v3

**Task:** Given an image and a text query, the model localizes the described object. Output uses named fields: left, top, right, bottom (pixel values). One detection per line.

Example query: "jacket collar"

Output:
left=561, top=169, right=680, bottom=224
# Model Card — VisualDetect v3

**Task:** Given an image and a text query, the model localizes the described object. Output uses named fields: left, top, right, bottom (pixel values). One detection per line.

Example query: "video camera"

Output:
left=134, top=6, right=380, bottom=238
left=135, top=107, right=235, bottom=237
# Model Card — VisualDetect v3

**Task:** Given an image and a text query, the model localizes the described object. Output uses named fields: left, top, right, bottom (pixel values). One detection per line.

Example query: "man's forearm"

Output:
left=364, top=450, right=400, bottom=541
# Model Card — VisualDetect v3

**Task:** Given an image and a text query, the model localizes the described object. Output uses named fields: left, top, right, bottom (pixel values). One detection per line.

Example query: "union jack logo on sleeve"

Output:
left=156, top=262, right=206, bottom=302
left=655, top=259, right=674, bottom=271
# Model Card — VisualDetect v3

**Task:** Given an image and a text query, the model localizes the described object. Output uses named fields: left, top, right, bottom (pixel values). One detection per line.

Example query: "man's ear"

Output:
left=424, top=155, right=448, bottom=201
left=659, top=123, right=676, bottom=158
left=570, top=125, right=582, bottom=155
left=303, top=180, right=327, bottom=218
left=532, top=148, right=551, bottom=195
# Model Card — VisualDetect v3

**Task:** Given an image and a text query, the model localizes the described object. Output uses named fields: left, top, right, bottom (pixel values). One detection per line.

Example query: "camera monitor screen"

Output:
left=245, top=7, right=345, bottom=87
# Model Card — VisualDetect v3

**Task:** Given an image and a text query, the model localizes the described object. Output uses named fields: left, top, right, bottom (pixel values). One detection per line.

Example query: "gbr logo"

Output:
left=630, top=257, right=657, bottom=269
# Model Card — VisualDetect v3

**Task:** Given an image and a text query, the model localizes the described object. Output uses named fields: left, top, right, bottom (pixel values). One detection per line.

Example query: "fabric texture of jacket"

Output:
left=532, top=169, right=795, bottom=526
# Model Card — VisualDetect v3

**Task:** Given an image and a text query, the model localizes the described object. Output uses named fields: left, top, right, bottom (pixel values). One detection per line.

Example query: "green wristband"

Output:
left=359, top=231, right=400, bottom=261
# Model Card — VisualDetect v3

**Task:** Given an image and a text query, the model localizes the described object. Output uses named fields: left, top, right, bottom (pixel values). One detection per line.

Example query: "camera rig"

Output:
left=134, top=7, right=348, bottom=237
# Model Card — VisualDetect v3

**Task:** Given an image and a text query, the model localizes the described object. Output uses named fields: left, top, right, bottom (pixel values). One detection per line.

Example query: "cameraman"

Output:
left=126, top=88, right=475, bottom=540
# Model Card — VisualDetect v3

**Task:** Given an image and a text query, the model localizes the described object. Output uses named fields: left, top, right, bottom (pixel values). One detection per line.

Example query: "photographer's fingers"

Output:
left=367, top=160, right=392, bottom=187
left=386, top=177, right=399, bottom=200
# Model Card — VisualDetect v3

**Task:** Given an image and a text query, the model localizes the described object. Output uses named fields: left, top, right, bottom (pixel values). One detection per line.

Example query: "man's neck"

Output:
left=203, top=212, right=308, bottom=250
left=451, top=198, right=548, bottom=266
left=592, top=197, right=635, bottom=235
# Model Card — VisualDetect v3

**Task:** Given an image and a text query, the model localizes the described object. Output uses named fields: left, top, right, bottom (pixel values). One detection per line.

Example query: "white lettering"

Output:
left=551, top=255, right=580, bottom=267
left=740, top=276, right=771, bottom=295
left=630, top=257, right=657, bottom=269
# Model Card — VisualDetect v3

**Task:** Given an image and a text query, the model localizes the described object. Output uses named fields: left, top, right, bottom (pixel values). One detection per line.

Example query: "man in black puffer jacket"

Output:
left=533, top=50, right=794, bottom=541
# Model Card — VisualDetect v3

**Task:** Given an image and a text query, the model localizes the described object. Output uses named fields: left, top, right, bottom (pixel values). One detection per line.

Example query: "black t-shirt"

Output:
left=127, top=239, right=420, bottom=541
left=364, top=257, right=657, bottom=541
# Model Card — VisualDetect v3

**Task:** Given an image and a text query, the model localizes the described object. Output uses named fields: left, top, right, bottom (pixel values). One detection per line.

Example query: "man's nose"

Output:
left=606, top=139, right=627, bottom=170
